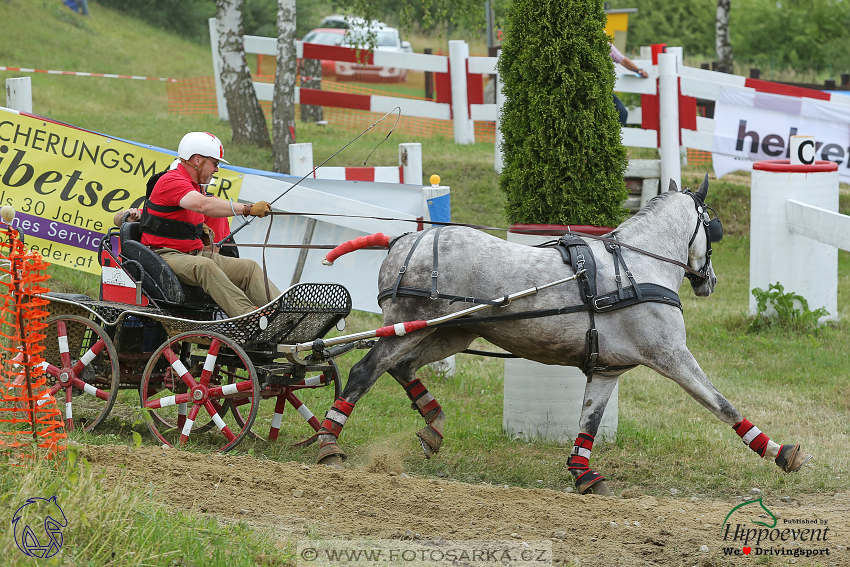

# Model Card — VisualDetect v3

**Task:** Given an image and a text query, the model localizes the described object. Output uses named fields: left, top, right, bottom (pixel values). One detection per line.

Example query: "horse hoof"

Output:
left=578, top=479, right=611, bottom=496
left=416, top=426, right=442, bottom=459
left=776, top=444, right=813, bottom=473
left=316, top=441, right=347, bottom=467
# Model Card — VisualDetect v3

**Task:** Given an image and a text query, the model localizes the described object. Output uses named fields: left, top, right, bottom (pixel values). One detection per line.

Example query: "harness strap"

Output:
left=378, top=286, right=509, bottom=306
left=605, top=240, right=642, bottom=302
left=430, top=226, right=442, bottom=299
left=392, top=228, right=434, bottom=302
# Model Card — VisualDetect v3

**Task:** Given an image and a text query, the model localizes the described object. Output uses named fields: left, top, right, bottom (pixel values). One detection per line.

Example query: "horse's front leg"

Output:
left=568, top=372, right=621, bottom=496
left=647, top=347, right=812, bottom=474
left=315, top=329, right=437, bottom=467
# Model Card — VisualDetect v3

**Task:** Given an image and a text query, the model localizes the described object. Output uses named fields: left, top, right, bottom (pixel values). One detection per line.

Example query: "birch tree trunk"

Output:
left=301, top=59, right=323, bottom=123
left=216, top=0, right=271, bottom=147
left=715, top=0, right=732, bottom=71
left=272, top=0, right=297, bottom=173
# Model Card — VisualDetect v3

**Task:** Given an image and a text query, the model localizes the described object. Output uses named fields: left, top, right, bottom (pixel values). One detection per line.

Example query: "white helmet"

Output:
left=177, top=132, right=229, bottom=164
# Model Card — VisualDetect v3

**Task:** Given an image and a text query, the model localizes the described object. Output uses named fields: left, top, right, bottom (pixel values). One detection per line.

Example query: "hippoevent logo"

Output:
left=12, top=496, right=68, bottom=558
left=720, top=497, right=831, bottom=559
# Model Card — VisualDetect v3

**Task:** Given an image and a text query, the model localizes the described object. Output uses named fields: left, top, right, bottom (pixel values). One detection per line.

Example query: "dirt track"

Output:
left=80, top=444, right=849, bottom=567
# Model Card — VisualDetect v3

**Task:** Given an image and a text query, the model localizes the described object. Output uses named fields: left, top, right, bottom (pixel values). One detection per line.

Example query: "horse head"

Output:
left=670, top=175, right=722, bottom=296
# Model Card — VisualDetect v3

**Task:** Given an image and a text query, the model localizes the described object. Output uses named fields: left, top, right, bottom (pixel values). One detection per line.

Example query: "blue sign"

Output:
left=12, top=496, right=67, bottom=558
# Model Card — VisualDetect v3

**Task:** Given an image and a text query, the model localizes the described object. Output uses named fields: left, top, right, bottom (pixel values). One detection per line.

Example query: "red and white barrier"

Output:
left=288, top=141, right=422, bottom=184
left=0, top=66, right=176, bottom=82
left=208, top=18, right=497, bottom=146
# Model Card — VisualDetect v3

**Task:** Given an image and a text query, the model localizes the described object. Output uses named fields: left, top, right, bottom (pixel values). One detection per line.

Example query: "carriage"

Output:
left=34, top=220, right=356, bottom=452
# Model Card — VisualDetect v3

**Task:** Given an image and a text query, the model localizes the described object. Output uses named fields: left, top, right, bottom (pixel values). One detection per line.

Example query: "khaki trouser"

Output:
left=155, top=248, right=281, bottom=318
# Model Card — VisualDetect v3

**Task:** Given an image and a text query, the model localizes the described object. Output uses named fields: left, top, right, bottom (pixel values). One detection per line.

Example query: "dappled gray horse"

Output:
left=315, top=176, right=811, bottom=494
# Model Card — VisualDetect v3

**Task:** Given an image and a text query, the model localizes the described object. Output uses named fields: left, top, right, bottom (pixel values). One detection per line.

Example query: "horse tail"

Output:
left=322, top=233, right=391, bottom=266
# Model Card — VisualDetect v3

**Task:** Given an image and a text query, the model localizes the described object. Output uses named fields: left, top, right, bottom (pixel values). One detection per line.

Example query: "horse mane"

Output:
left=610, top=190, right=679, bottom=237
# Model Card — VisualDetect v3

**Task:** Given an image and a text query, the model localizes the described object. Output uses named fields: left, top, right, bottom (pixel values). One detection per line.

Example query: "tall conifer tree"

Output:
left=498, top=0, right=628, bottom=226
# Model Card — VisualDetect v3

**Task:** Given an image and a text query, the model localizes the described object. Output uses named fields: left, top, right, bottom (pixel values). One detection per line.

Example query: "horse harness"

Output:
left=376, top=190, right=722, bottom=382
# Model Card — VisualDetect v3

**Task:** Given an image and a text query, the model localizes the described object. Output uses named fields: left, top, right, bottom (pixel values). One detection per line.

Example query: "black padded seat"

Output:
left=119, top=222, right=214, bottom=307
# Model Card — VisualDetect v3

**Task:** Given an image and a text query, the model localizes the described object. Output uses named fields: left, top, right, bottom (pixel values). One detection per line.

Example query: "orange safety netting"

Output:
left=165, top=76, right=496, bottom=144
left=0, top=225, right=65, bottom=463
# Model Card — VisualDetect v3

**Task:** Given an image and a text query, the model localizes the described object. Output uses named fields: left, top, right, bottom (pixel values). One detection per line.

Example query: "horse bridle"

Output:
left=683, top=190, right=723, bottom=284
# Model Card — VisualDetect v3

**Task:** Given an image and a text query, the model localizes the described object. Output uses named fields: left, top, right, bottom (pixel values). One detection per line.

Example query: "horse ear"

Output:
left=696, top=173, right=709, bottom=201
left=667, top=179, right=679, bottom=192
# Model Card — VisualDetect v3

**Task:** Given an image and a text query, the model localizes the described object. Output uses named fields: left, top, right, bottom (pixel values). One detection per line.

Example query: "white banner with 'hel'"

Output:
left=711, top=86, right=850, bottom=183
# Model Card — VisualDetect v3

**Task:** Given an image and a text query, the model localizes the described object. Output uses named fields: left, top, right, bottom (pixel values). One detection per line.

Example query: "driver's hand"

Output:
left=248, top=201, right=271, bottom=218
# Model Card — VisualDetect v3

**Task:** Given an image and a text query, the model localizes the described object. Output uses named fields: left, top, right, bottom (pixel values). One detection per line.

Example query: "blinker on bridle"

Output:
left=683, top=189, right=723, bottom=284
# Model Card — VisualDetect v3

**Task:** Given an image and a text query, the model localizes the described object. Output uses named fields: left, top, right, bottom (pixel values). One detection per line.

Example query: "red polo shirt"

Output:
left=141, top=164, right=204, bottom=253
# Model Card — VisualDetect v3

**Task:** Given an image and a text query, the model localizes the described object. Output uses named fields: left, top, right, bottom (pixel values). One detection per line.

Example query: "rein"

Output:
left=245, top=211, right=710, bottom=281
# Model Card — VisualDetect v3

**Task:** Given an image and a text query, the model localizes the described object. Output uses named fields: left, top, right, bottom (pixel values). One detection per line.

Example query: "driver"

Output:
left=140, top=131, right=281, bottom=317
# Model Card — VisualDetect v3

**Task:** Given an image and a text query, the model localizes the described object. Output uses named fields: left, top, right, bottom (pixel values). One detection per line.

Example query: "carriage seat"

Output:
left=119, top=222, right=215, bottom=307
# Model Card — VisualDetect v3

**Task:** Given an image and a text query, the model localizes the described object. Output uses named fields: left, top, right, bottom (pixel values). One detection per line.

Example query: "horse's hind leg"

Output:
left=568, top=372, right=624, bottom=496
left=646, top=347, right=812, bottom=473
left=315, top=329, right=438, bottom=467
left=387, top=330, right=478, bottom=458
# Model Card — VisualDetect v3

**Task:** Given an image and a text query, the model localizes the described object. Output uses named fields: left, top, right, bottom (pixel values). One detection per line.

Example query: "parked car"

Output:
left=335, top=26, right=413, bottom=83
left=300, top=28, right=346, bottom=77
left=300, top=25, right=413, bottom=83
left=319, top=14, right=386, bottom=29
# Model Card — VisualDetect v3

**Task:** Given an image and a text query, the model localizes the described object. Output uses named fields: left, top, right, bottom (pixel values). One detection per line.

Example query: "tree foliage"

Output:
left=93, top=0, right=215, bottom=42
left=498, top=0, right=628, bottom=226
left=607, top=0, right=850, bottom=71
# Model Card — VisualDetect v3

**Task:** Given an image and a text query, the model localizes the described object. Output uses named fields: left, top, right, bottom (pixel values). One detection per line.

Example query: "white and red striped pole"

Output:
left=288, top=271, right=584, bottom=357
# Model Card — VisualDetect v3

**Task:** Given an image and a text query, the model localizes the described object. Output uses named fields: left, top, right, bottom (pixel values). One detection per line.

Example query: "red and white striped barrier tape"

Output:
left=0, top=66, right=177, bottom=82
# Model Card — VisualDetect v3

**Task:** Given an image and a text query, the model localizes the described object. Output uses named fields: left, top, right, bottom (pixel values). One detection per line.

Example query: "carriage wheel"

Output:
left=139, top=331, right=259, bottom=452
left=233, top=360, right=342, bottom=444
left=143, top=339, right=229, bottom=435
left=32, top=315, right=120, bottom=432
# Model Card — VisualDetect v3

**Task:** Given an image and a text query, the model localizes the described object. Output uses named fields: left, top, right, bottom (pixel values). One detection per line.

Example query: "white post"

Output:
left=657, top=53, right=681, bottom=192
left=449, top=40, right=475, bottom=145
left=494, top=50, right=504, bottom=174
left=399, top=143, right=423, bottom=185
left=6, top=77, right=32, bottom=113
left=289, top=143, right=314, bottom=177
left=750, top=162, right=838, bottom=320
left=209, top=17, right=229, bottom=121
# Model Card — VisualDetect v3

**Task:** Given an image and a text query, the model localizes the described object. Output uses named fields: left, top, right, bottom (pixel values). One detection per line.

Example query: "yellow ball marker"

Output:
left=429, top=174, right=441, bottom=186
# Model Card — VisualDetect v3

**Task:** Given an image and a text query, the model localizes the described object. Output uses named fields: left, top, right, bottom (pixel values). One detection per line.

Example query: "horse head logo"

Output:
left=12, top=496, right=68, bottom=558
left=721, top=496, right=778, bottom=533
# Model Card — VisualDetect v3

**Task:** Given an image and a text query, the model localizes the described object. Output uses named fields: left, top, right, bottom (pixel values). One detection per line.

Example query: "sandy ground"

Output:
left=81, top=444, right=849, bottom=567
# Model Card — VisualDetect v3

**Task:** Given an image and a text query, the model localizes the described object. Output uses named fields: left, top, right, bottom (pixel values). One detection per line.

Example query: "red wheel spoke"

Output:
left=205, top=401, right=235, bottom=442
left=162, top=347, right=198, bottom=389
left=286, top=392, right=321, bottom=431
left=177, top=402, right=188, bottom=429
left=179, top=404, right=203, bottom=445
left=64, top=384, right=73, bottom=431
left=71, top=339, right=106, bottom=375
left=72, top=377, right=111, bottom=401
left=56, top=321, right=72, bottom=369
left=268, top=395, right=288, bottom=441
left=44, top=363, right=61, bottom=379
left=199, top=339, right=221, bottom=387
left=144, top=392, right=192, bottom=410
left=207, top=379, right=254, bottom=398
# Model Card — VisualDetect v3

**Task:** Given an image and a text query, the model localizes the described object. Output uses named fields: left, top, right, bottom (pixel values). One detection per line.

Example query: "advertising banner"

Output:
left=0, top=109, right=244, bottom=273
left=712, top=87, right=850, bottom=183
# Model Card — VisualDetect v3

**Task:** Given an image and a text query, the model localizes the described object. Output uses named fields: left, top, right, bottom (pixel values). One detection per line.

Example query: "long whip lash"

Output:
left=216, top=107, right=402, bottom=246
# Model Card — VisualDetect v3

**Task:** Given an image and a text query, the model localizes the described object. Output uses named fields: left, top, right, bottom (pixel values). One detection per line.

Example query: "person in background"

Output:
left=609, top=43, right=649, bottom=127
left=137, top=132, right=279, bottom=317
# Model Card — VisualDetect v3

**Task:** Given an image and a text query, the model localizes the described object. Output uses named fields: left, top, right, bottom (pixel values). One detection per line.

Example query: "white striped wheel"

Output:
left=233, top=360, right=342, bottom=444
left=139, top=331, right=259, bottom=452
left=31, top=315, right=120, bottom=433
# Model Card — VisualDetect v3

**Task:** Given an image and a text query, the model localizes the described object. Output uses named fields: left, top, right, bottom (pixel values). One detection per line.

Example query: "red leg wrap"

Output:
left=320, top=398, right=355, bottom=438
left=405, top=379, right=440, bottom=417
left=733, top=418, right=770, bottom=457
left=567, top=433, right=594, bottom=472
